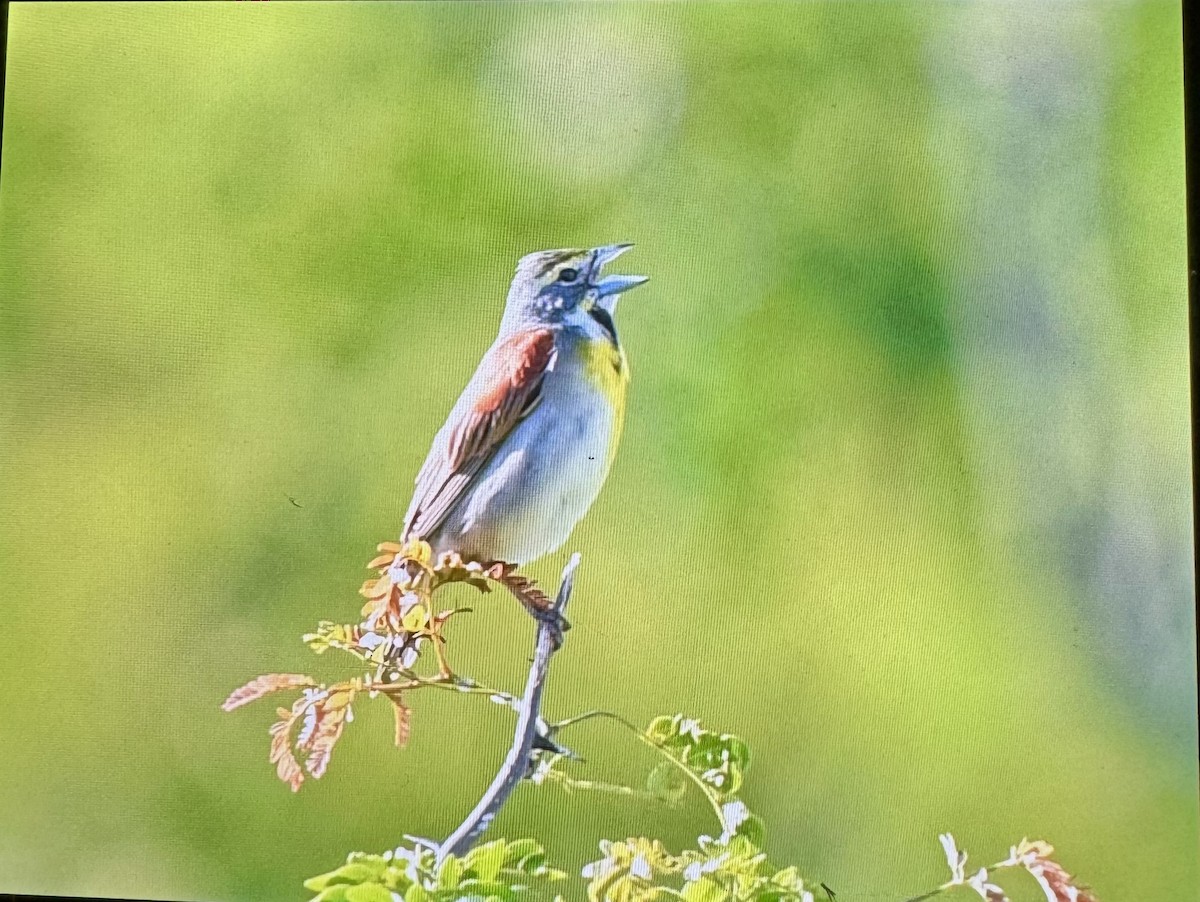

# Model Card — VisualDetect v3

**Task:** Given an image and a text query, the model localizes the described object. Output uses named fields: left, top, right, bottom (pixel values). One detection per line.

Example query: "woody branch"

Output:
left=436, top=552, right=581, bottom=862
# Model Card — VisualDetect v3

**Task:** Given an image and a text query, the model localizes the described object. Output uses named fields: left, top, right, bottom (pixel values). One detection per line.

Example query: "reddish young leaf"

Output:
left=390, top=696, right=412, bottom=748
left=268, top=710, right=305, bottom=792
left=303, top=706, right=350, bottom=779
left=222, top=674, right=315, bottom=712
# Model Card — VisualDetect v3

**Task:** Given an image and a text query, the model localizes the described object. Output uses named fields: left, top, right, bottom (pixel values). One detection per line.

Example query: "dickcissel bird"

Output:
left=400, top=244, right=647, bottom=615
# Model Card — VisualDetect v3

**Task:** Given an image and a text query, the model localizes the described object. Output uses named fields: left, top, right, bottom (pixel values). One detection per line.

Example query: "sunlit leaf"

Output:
left=437, top=854, right=463, bottom=890
left=502, top=839, right=542, bottom=866
left=312, top=886, right=353, bottom=902
left=456, top=879, right=520, bottom=900
left=404, top=882, right=431, bottom=902
left=401, top=603, right=428, bottom=633
left=344, top=884, right=395, bottom=902
left=680, top=879, right=729, bottom=902
left=465, top=840, right=507, bottom=883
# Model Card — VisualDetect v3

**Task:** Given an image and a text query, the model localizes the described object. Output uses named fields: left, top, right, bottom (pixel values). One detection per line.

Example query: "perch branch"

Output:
left=436, top=552, right=581, bottom=861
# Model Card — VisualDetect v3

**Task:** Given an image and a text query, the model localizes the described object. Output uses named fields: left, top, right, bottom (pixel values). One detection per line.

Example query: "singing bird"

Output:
left=400, top=244, right=647, bottom=610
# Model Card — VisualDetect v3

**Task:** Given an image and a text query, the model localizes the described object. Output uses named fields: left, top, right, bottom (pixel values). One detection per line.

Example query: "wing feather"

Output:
left=402, top=328, right=557, bottom=544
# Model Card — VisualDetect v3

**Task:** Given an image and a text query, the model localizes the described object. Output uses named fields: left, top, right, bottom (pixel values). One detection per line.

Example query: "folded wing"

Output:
left=401, top=328, right=557, bottom=544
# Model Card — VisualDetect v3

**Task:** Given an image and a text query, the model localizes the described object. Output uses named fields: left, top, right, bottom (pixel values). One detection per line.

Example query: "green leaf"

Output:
left=645, top=715, right=680, bottom=744
left=642, top=715, right=751, bottom=798
left=646, top=761, right=688, bottom=804
left=307, top=860, right=388, bottom=892
left=768, top=866, right=804, bottom=892
left=306, top=872, right=340, bottom=893
left=312, top=886, right=352, bottom=902
left=437, top=855, right=464, bottom=891
left=455, top=880, right=518, bottom=901
left=464, top=841, right=507, bottom=882
left=735, top=814, right=767, bottom=847
left=345, top=884, right=396, bottom=902
left=680, top=878, right=730, bottom=902
left=513, top=851, right=546, bottom=876
left=404, top=883, right=431, bottom=902
left=501, top=839, right=542, bottom=864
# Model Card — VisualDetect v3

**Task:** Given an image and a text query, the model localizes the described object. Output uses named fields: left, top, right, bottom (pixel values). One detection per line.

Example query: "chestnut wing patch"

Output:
left=402, top=328, right=557, bottom=543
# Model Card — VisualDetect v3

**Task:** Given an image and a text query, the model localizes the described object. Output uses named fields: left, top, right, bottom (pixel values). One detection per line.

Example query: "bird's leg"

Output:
left=487, top=563, right=572, bottom=649
left=429, top=630, right=454, bottom=680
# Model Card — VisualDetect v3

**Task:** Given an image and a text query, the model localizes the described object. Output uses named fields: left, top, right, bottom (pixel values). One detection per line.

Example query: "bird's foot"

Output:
left=529, top=604, right=572, bottom=651
left=487, top=563, right=571, bottom=649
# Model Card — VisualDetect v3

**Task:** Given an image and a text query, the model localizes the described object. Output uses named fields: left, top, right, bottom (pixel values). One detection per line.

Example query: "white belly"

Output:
left=429, top=370, right=617, bottom=565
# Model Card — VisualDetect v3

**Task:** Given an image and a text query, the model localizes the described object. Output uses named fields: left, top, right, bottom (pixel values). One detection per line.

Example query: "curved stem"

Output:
left=553, top=709, right=729, bottom=832
left=538, top=768, right=665, bottom=803
left=436, top=553, right=580, bottom=862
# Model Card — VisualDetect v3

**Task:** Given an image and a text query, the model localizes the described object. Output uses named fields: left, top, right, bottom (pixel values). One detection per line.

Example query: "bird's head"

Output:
left=501, top=244, right=648, bottom=341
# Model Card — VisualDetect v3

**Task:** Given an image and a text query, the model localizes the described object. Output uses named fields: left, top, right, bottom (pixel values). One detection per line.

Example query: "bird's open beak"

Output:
left=590, top=243, right=649, bottom=299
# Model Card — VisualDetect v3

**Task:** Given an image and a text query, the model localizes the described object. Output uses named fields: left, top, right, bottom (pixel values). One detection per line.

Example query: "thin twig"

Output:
left=436, top=553, right=581, bottom=862
left=549, top=708, right=729, bottom=832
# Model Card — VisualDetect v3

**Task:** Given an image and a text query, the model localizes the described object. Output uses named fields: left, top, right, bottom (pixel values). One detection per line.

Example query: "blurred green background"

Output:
left=0, top=2, right=1194, bottom=900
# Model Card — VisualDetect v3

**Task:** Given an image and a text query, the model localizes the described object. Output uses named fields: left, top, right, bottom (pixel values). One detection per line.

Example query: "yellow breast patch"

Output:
left=581, top=337, right=629, bottom=461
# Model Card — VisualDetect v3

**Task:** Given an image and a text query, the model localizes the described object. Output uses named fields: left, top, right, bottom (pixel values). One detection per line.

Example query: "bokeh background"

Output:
left=0, top=2, right=1193, bottom=900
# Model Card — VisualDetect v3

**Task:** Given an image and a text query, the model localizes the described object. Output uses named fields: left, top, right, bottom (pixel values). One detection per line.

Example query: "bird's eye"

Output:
left=558, top=268, right=579, bottom=283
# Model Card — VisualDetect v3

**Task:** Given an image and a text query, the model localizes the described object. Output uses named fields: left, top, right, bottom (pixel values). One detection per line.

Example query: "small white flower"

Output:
left=581, top=859, right=614, bottom=880
left=721, top=800, right=749, bottom=830
left=967, top=867, right=1006, bottom=901
left=297, top=704, right=320, bottom=745
left=391, top=845, right=423, bottom=884
left=940, top=833, right=966, bottom=885
left=357, top=632, right=387, bottom=650
left=629, top=855, right=652, bottom=880
left=683, top=852, right=728, bottom=883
